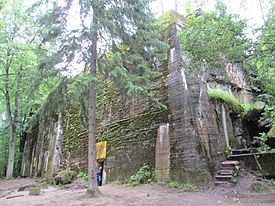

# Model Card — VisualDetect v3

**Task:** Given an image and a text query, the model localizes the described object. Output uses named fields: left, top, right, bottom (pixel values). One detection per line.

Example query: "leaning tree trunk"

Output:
left=86, top=6, right=99, bottom=197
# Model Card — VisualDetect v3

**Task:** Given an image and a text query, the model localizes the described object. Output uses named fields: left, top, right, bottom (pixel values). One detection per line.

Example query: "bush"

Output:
left=128, top=164, right=154, bottom=185
left=78, top=171, right=88, bottom=182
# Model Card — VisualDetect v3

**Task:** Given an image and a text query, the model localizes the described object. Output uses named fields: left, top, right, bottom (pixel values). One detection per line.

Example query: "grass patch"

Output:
left=168, top=181, right=197, bottom=190
left=251, top=183, right=267, bottom=193
left=208, top=88, right=243, bottom=113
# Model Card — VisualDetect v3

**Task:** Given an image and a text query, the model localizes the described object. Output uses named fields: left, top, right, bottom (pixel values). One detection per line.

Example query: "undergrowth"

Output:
left=231, top=165, right=244, bottom=184
left=128, top=164, right=154, bottom=186
left=253, top=183, right=267, bottom=192
left=79, top=171, right=88, bottom=182
left=268, top=179, right=275, bottom=188
left=168, top=181, right=197, bottom=190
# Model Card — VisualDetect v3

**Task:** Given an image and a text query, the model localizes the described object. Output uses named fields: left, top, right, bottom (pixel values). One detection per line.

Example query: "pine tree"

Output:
left=35, top=0, right=165, bottom=196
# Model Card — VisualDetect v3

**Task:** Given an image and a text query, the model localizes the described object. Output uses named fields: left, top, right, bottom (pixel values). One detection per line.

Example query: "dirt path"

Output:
left=0, top=175, right=275, bottom=206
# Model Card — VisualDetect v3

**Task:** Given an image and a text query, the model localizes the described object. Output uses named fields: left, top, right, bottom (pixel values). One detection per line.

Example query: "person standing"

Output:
left=96, top=166, right=103, bottom=186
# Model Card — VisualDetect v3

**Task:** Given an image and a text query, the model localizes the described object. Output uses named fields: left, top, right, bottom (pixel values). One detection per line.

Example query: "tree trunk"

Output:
left=5, top=53, right=17, bottom=179
left=6, top=126, right=16, bottom=178
left=86, top=5, right=99, bottom=197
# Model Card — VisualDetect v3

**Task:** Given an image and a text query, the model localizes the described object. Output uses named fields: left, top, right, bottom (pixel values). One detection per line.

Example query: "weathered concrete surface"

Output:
left=155, top=123, right=170, bottom=182
left=20, top=11, right=256, bottom=185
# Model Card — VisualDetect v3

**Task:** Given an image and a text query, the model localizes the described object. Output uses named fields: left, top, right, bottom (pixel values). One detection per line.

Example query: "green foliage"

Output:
left=0, top=0, right=49, bottom=177
left=252, top=183, right=267, bottom=193
left=246, top=6, right=275, bottom=104
left=253, top=170, right=263, bottom=178
left=231, top=165, right=243, bottom=184
left=267, top=122, right=275, bottom=138
left=157, top=10, right=185, bottom=27
left=208, top=89, right=243, bottom=113
left=224, top=146, right=232, bottom=156
left=259, top=105, right=275, bottom=139
left=257, top=105, right=275, bottom=152
left=241, top=103, right=257, bottom=116
left=168, top=181, right=197, bottom=190
left=128, top=164, right=154, bottom=185
left=78, top=171, right=88, bottom=182
left=179, top=2, right=251, bottom=68
left=258, top=132, right=275, bottom=153
left=267, top=179, right=275, bottom=188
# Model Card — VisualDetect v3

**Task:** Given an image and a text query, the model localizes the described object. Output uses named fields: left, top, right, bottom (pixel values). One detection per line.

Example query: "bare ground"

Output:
left=0, top=173, right=275, bottom=206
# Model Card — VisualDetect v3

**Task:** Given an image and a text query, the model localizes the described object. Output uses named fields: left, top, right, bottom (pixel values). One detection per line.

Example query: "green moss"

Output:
left=29, top=187, right=41, bottom=195
left=208, top=88, right=243, bottom=113
left=242, top=101, right=267, bottom=117
left=54, top=170, right=77, bottom=185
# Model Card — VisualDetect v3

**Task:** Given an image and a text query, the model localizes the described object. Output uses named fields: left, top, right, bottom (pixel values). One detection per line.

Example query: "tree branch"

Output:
left=0, top=87, right=5, bottom=95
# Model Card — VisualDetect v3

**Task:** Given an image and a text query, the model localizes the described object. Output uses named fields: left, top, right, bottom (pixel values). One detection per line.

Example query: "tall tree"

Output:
left=36, top=0, right=165, bottom=196
left=0, top=0, right=36, bottom=178
left=247, top=5, right=275, bottom=103
left=179, top=1, right=251, bottom=69
left=0, top=0, right=55, bottom=178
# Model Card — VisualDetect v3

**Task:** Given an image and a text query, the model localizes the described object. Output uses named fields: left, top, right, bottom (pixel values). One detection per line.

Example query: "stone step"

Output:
left=220, top=165, right=235, bottom=170
left=221, top=161, right=239, bottom=168
left=214, top=181, right=231, bottom=185
left=215, top=175, right=232, bottom=181
left=231, top=149, right=252, bottom=155
left=231, top=148, right=257, bottom=154
left=218, top=170, right=234, bottom=175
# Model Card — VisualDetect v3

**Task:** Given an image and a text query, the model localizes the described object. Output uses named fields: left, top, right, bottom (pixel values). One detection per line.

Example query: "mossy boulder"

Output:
left=29, top=187, right=41, bottom=195
left=54, top=169, right=77, bottom=185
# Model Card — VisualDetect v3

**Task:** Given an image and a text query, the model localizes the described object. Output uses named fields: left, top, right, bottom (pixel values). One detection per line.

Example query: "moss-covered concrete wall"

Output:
left=20, top=11, right=255, bottom=185
left=61, top=66, right=169, bottom=181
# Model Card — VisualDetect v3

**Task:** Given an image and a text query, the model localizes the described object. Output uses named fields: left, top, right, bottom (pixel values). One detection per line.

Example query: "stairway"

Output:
left=215, top=160, right=239, bottom=185
left=227, top=148, right=257, bottom=160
